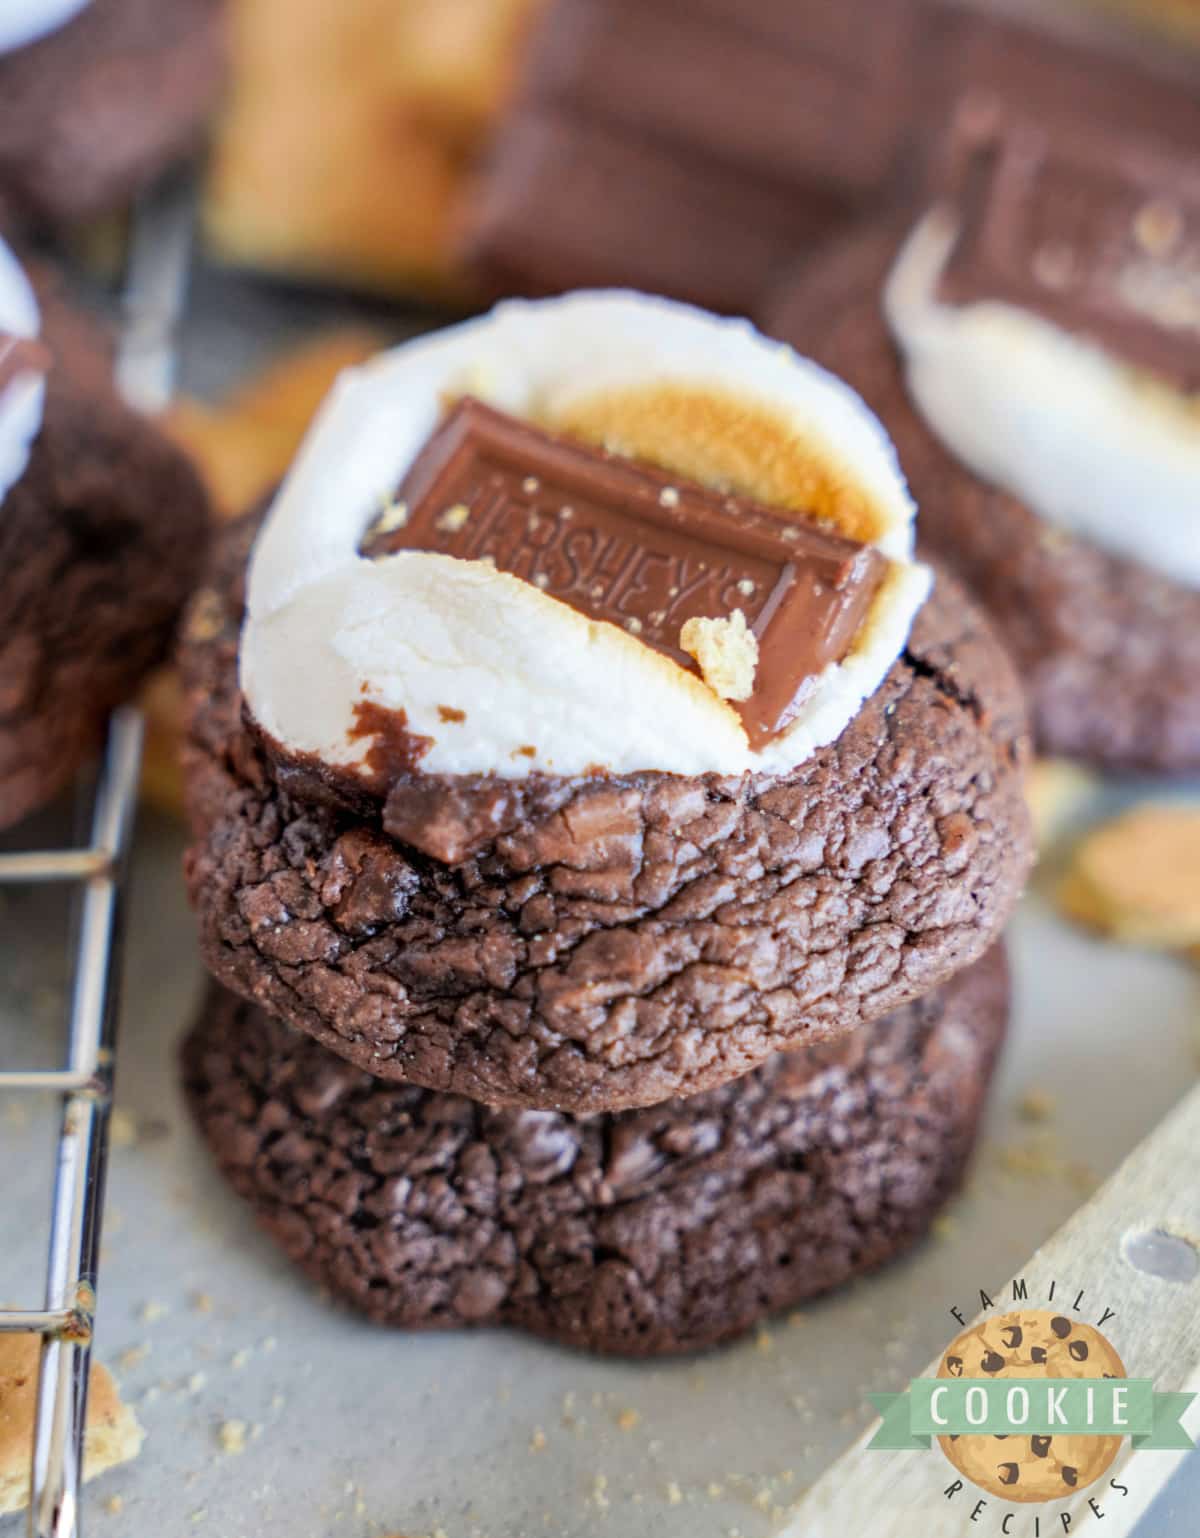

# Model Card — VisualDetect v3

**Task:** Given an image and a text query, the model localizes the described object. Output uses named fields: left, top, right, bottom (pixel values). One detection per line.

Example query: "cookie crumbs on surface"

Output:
left=616, top=1408, right=639, bottom=1432
left=138, top=1301, right=168, bottom=1323
left=665, top=1482, right=683, bottom=1506
left=680, top=611, right=758, bottom=702
left=706, top=1483, right=724, bottom=1499
left=186, top=1372, right=206, bottom=1394
left=103, top=1496, right=123, bottom=1516
left=529, top=1428, right=547, bottom=1452
left=435, top=503, right=471, bottom=532
left=754, top=1325, right=773, bottom=1355
left=1018, top=1087, right=1057, bottom=1122
left=190, top=1292, right=213, bottom=1314
left=109, top=1109, right=138, bottom=1148
left=217, top=1419, right=247, bottom=1454
left=117, top=1343, right=150, bottom=1371
left=590, top=1474, right=609, bottom=1510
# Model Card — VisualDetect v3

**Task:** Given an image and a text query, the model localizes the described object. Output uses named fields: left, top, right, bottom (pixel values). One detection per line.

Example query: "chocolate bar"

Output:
left=929, top=10, right=1200, bottom=387
left=463, top=0, right=924, bottom=313
left=364, top=398, right=888, bottom=750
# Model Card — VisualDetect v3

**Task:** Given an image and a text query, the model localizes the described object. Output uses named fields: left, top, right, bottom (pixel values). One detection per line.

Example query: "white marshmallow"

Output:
left=242, top=291, right=930, bottom=781
left=886, top=210, right=1200, bottom=590
left=0, top=0, right=90, bottom=53
left=0, top=236, right=45, bottom=509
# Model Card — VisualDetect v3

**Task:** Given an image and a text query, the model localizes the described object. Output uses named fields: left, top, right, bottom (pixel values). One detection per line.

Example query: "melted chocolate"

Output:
left=364, top=398, right=888, bottom=751
left=346, top=699, right=433, bottom=793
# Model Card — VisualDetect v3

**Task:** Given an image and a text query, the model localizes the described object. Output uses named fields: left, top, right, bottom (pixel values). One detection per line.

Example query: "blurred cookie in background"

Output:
left=765, top=9, right=1200, bottom=774
left=0, top=238, right=210, bottom=831
left=461, top=0, right=927, bottom=314
left=203, top=0, right=543, bottom=300
left=0, top=0, right=225, bottom=230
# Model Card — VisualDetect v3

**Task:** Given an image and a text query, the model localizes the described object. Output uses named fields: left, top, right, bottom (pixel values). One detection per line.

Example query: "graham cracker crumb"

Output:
left=435, top=503, right=470, bottom=533
left=679, top=610, right=758, bottom=702
left=370, top=499, right=409, bottom=538
left=217, top=1419, right=247, bottom=1455
left=1018, top=1087, right=1057, bottom=1122
left=109, top=1109, right=137, bottom=1148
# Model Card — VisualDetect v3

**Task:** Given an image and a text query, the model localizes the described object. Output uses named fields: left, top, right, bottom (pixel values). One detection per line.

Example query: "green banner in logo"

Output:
left=868, top=1380, right=1196, bottom=1451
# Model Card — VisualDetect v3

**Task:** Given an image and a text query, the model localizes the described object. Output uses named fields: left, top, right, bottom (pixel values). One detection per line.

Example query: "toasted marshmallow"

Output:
left=886, top=210, right=1200, bottom=590
left=242, top=291, right=930, bottom=781
left=0, top=238, right=44, bottom=508
left=0, top=0, right=89, bottom=53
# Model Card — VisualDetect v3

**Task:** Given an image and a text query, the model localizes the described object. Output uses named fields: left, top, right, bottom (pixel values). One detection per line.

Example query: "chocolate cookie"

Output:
left=183, top=945, right=1009, bottom=1356
left=0, top=0, right=224, bottom=229
left=180, top=507, right=1030, bottom=1113
left=0, top=275, right=210, bottom=830
left=764, top=222, right=1200, bottom=774
left=462, top=0, right=927, bottom=313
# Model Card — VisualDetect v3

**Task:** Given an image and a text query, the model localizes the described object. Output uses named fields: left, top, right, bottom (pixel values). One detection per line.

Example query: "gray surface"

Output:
left=1, top=787, right=1198, bottom=1537
left=2, top=257, right=1198, bottom=1535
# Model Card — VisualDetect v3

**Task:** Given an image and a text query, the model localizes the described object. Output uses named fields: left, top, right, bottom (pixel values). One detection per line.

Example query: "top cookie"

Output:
left=180, top=295, right=1031, bottom=1112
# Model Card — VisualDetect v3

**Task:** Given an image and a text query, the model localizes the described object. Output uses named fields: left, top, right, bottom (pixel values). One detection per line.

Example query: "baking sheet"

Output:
left=2, top=261, right=1198, bottom=1537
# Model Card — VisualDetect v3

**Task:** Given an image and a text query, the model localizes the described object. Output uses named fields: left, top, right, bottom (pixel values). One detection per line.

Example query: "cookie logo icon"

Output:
left=937, top=1309, right=1125, bottom=1501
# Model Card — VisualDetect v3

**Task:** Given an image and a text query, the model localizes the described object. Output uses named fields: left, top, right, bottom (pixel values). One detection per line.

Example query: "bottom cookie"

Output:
left=182, top=947, right=1008, bottom=1357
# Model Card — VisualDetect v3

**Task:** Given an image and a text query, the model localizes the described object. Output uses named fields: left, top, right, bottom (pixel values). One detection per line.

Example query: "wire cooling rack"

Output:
left=0, top=175, right=194, bottom=1538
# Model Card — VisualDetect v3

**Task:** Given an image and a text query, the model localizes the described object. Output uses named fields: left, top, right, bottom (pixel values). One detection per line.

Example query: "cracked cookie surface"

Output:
left=184, top=946, right=1008, bottom=1355
left=181, top=510, right=1030, bottom=1112
left=765, top=224, right=1200, bottom=775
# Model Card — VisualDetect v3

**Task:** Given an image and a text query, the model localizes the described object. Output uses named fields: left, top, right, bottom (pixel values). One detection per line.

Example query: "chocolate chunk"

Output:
left=1062, top=1466, right=1079, bottom=1487
left=980, top=1349, right=1005, bottom=1374
left=1051, top=1315, right=1072, bottom=1338
left=365, top=398, right=887, bottom=751
left=931, top=15, right=1200, bottom=389
left=1068, top=1339, right=1089, bottom=1361
left=1031, top=1435, right=1052, bottom=1457
left=1001, top=1323, right=1022, bottom=1348
left=1030, top=1345, right=1048, bottom=1364
left=463, top=0, right=925, bottom=311
left=946, top=1355, right=964, bottom=1377
left=998, top=1463, right=1020, bottom=1486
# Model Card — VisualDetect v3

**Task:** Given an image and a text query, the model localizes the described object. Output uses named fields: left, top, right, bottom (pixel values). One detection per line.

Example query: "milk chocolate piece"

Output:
left=463, top=0, right=924, bottom=312
left=930, top=13, right=1200, bottom=388
left=0, top=333, right=50, bottom=391
left=365, top=398, right=888, bottom=751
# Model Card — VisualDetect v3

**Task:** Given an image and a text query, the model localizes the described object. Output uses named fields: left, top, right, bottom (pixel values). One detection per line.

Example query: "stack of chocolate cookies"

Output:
left=179, top=291, right=1033, bottom=1355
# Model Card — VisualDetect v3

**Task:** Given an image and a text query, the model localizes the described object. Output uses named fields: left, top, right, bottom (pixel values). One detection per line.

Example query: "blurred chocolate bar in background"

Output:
left=461, top=0, right=927, bottom=313
left=925, top=8, right=1200, bottom=387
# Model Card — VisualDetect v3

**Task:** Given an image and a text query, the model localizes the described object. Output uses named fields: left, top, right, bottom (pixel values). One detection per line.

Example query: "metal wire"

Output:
left=0, top=172, right=194, bottom=1538
left=0, top=709, right=143, bottom=1538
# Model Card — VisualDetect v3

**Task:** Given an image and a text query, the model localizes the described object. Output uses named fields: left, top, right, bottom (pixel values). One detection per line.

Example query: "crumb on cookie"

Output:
left=679, top=609, right=758, bottom=701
